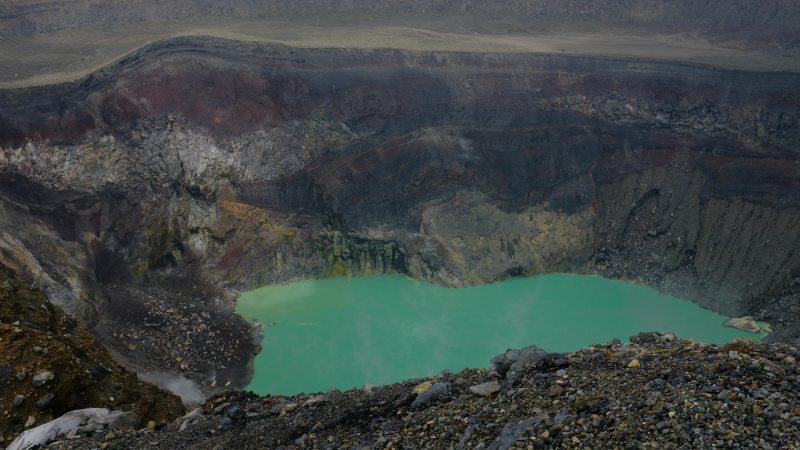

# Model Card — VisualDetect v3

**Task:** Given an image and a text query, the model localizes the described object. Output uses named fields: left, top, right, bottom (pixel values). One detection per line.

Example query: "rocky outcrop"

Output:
left=0, top=36, right=799, bottom=391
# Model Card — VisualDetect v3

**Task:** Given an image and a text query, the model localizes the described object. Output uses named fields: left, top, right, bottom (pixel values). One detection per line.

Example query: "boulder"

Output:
left=7, top=408, right=138, bottom=450
left=491, top=345, right=558, bottom=377
left=410, top=382, right=450, bottom=409
left=487, top=415, right=548, bottom=450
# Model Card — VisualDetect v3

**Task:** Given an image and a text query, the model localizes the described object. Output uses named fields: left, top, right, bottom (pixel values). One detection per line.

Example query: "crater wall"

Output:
left=1, top=37, right=799, bottom=387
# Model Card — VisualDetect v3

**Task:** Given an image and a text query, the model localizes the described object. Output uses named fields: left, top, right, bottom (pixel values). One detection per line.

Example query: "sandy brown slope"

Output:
left=1, top=19, right=799, bottom=89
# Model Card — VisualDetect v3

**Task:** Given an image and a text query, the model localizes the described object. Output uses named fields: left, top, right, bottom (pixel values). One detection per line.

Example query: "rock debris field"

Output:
left=39, top=332, right=800, bottom=449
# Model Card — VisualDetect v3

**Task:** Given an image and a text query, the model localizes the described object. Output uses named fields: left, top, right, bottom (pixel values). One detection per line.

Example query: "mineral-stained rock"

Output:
left=412, top=381, right=432, bottom=395
left=725, top=316, right=762, bottom=333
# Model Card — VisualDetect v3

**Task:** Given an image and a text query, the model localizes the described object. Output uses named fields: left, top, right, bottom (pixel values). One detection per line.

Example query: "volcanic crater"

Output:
left=1, top=1, right=800, bottom=426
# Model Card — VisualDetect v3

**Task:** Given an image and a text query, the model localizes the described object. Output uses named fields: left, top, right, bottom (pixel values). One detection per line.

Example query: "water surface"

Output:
left=237, top=274, right=761, bottom=395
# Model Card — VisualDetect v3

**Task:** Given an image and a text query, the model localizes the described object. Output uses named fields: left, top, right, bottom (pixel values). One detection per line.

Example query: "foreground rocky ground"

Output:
left=38, top=333, right=799, bottom=449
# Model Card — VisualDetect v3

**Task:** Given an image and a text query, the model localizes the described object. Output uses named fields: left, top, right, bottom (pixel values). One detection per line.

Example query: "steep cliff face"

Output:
left=1, top=37, right=799, bottom=387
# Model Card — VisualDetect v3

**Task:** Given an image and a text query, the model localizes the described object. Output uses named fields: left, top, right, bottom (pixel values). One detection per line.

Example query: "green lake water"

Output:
left=236, top=274, right=762, bottom=395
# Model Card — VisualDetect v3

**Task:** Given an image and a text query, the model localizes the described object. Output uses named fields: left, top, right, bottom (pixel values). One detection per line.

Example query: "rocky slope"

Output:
left=1, top=36, right=799, bottom=391
left=37, top=333, right=800, bottom=449
left=0, top=263, right=185, bottom=446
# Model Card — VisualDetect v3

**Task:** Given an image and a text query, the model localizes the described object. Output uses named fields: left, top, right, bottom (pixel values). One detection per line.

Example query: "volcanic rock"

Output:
left=40, top=334, right=800, bottom=449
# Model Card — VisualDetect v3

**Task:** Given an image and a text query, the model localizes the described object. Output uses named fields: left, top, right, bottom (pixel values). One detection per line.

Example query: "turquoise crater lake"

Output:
left=237, top=274, right=761, bottom=395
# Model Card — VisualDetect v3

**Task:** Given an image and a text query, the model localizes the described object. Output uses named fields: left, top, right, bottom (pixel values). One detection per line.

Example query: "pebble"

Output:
left=36, top=393, right=54, bottom=409
left=282, top=403, right=298, bottom=414
left=548, top=385, right=565, bottom=397
left=324, top=389, right=344, bottom=402
left=469, top=381, right=501, bottom=396
left=31, top=371, right=54, bottom=386
left=304, top=395, right=326, bottom=406
left=213, top=402, right=231, bottom=414
left=226, top=405, right=245, bottom=421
